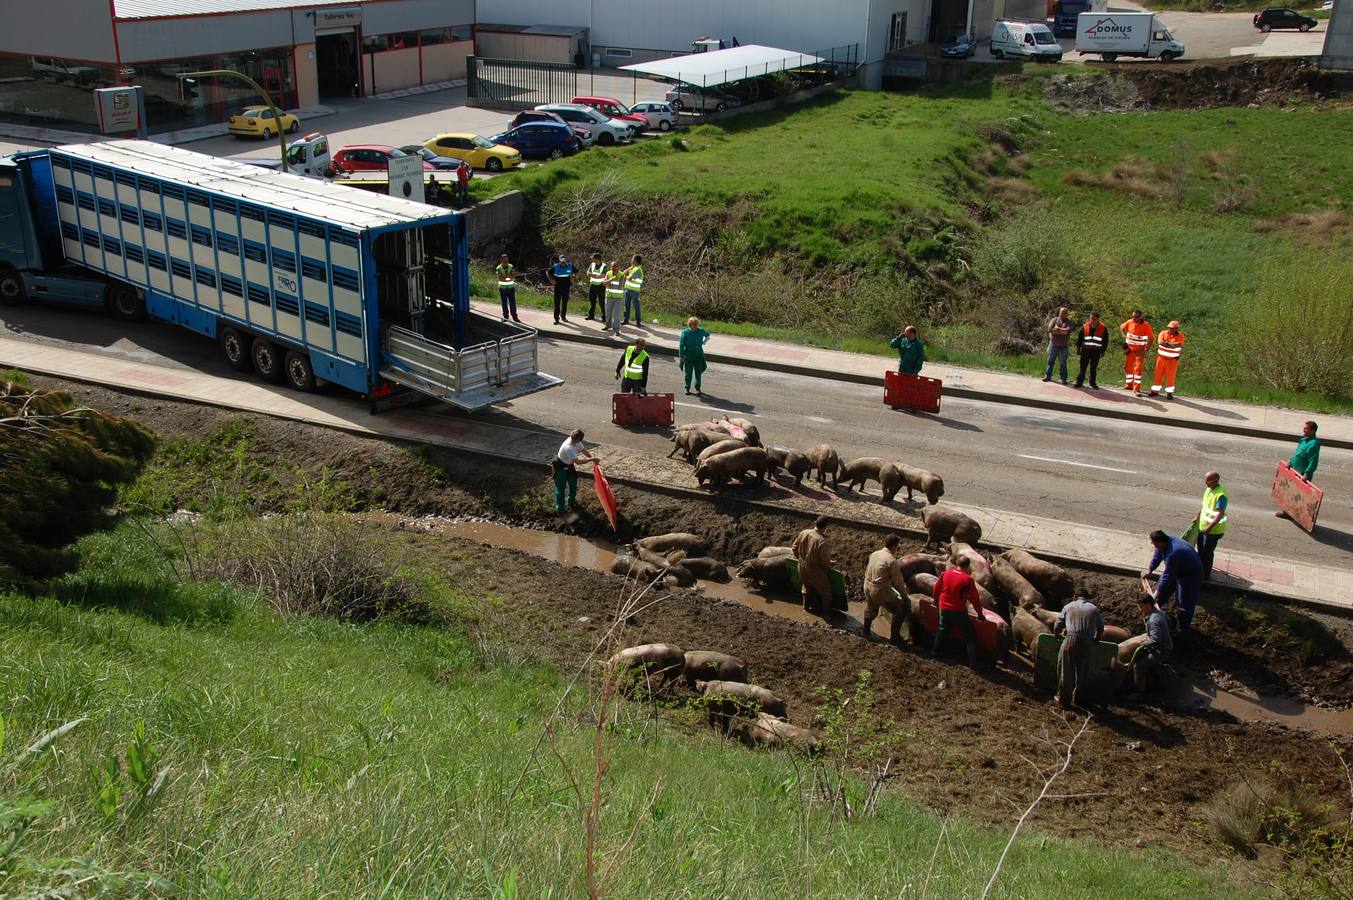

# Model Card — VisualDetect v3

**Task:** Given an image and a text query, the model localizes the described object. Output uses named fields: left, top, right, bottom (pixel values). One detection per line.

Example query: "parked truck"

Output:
left=1074, top=11, right=1184, bottom=61
left=0, top=140, right=560, bottom=410
left=241, top=132, right=336, bottom=178
left=1052, top=0, right=1106, bottom=38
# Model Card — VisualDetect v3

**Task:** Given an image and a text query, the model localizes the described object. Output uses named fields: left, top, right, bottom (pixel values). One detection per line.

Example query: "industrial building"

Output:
left=0, top=0, right=474, bottom=134
left=1325, top=0, right=1353, bottom=71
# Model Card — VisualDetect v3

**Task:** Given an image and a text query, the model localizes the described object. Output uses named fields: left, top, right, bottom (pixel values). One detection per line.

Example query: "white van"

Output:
left=990, top=20, right=1064, bottom=62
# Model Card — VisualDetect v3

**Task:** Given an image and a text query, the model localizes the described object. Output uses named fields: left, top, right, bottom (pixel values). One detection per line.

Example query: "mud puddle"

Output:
left=1178, top=680, right=1353, bottom=735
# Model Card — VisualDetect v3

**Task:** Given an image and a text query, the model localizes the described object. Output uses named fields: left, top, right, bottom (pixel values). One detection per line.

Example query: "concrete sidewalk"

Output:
left=493, top=301, right=1353, bottom=450
left=3, top=335, right=1348, bottom=613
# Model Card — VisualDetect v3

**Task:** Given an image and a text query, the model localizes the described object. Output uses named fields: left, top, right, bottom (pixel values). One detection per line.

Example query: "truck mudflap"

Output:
left=379, top=312, right=562, bottom=411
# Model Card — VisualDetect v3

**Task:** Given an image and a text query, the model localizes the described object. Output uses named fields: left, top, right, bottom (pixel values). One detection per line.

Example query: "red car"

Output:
left=331, top=144, right=435, bottom=174
left=570, top=95, right=650, bottom=132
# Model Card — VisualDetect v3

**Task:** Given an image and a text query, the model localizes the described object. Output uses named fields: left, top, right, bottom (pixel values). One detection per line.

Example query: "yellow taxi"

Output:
left=228, top=106, right=300, bottom=139
left=421, top=133, right=522, bottom=172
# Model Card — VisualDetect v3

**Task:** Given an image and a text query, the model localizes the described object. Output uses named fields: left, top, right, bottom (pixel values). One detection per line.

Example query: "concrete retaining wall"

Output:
left=464, top=189, right=525, bottom=256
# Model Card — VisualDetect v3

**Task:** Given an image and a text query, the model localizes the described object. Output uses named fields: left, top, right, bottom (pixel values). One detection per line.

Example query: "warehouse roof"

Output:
left=57, top=141, right=454, bottom=232
left=113, top=0, right=354, bottom=20
left=620, top=44, right=825, bottom=88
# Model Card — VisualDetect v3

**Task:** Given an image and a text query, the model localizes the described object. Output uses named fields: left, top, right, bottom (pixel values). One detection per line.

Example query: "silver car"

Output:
left=630, top=101, right=677, bottom=131
left=534, top=104, right=632, bottom=147
left=663, top=87, right=742, bottom=113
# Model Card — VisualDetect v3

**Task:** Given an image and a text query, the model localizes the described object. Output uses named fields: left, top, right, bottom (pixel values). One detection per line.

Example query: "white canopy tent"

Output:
left=620, top=44, right=826, bottom=88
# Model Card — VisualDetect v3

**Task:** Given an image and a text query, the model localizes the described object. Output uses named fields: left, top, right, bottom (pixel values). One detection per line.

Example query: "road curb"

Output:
left=538, top=329, right=1352, bottom=450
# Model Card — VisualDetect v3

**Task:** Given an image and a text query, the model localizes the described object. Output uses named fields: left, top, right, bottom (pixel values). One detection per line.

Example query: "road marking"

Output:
left=806, top=415, right=833, bottom=424
left=673, top=401, right=761, bottom=417
left=1018, top=454, right=1137, bottom=474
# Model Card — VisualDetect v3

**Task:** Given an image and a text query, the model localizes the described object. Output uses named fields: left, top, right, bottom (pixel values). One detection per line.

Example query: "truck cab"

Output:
left=243, top=133, right=335, bottom=178
left=990, top=20, right=1064, bottom=61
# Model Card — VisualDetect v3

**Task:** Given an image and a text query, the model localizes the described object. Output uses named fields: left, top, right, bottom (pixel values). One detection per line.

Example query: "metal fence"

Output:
left=467, top=57, right=578, bottom=111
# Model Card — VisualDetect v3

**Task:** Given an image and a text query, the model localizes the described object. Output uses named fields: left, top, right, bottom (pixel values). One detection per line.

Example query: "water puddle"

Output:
left=1176, top=680, right=1353, bottom=735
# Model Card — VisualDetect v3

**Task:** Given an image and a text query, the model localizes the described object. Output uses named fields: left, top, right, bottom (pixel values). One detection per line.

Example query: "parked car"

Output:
left=941, top=33, right=978, bottom=58
left=30, top=56, right=98, bottom=85
left=570, top=96, right=649, bottom=132
left=399, top=145, right=474, bottom=178
left=491, top=122, right=580, bottom=160
left=508, top=109, right=595, bottom=147
left=663, top=87, right=743, bottom=113
left=331, top=144, right=435, bottom=174
left=422, top=133, right=522, bottom=172
left=228, top=106, right=301, bottom=138
left=989, top=19, right=1063, bottom=61
left=1252, top=7, right=1318, bottom=30
left=629, top=101, right=677, bottom=131
left=533, top=104, right=632, bottom=147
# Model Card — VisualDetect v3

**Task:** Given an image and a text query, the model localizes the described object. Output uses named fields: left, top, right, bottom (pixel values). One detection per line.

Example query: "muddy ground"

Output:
left=47, top=377, right=1353, bottom=856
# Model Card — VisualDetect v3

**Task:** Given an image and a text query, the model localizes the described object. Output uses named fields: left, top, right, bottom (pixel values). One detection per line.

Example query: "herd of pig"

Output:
left=667, top=416, right=985, bottom=550
left=606, top=643, right=822, bottom=754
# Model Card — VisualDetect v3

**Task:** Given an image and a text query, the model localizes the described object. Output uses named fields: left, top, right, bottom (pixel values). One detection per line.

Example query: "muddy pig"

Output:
left=758, top=546, right=793, bottom=559
left=729, top=712, right=823, bottom=754
left=805, top=444, right=840, bottom=485
left=736, top=554, right=795, bottom=590
left=635, top=532, right=708, bottom=555
left=896, top=553, right=940, bottom=582
left=920, top=506, right=982, bottom=548
left=683, top=651, right=748, bottom=687
left=989, top=554, right=1046, bottom=610
left=1118, top=632, right=1149, bottom=665
left=669, top=428, right=725, bottom=463
left=1011, top=607, right=1051, bottom=657
left=680, top=556, right=730, bottom=582
left=609, top=556, right=665, bottom=583
left=1102, top=624, right=1130, bottom=644
left=836, top=457, right=890, bottom=492
left=948, top=542, right=993, bottom=590
left=608, top=643, right=685, bottom=689
left=1001, top=549, right=1075, bottom=606
left=695, top=446, right=769, bottom=487
left=765, top=446, right=813, bottom=486
left=634, top=546, right=697, bottom=586
left=676, top=420, right=731, bottom=436
left=696, top=438, right=748, bottom=463
left=900, top=465, right=945, bottom=505
left=880, top=463, right=905, bottom=502
left=907, top=571, right=938, bottom=595
left=720, top=416, right=761, bottom=447
left=697, top=679, right=788, bottom=722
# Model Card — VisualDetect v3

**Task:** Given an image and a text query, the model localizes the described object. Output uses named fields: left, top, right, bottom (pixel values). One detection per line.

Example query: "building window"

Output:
left=363, top=31, right=419, bottom=53
left=604, top=48, right=633, bottom=58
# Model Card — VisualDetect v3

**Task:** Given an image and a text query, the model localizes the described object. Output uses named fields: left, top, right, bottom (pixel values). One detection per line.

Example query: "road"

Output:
left=2, top=301, right=1348, bottom=570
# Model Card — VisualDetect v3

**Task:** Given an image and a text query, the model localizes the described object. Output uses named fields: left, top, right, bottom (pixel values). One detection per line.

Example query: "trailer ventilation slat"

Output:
left=55, top=185, right=74, bottom=204
left=331, top=267, right=359, bottom=291
left=115, top=171, right=137, bottom=187
left=220, top=274, right=243, bottom=296
left=143, top=212, right=162, bottom=232
left=76, top=193, right=95, bottom=211
left=97, top=198, right=116, bottom=216
left=299, top=221, right=325, bottom=238
left=60, top=222, right=78, bottom=240
left=267, top=211, right=295, bottom=229
left=304, top=302, right=330, bottom=326
left=217, top=233, right=240, bottom=255
left=166, top=219, right=187, bottom=239
left=214, top=197, right=238, bottom=215
left=147, top=250, right=167, bottom=271
left=190, top=225, right=213, bottom=247
left=125, top=244, right=144, bottom=264
left=193, top=266, right=216, bottom=288
left=335, top=311, right=363, bottom=337
left=170, top=258, right=191, bottom=279
left=81, top=230, right=99, bottom=248
left=242, top=241, right=266, bottom=263
left=330, top=230, right=359, bottom=248
left=161, top=184, right=185, bottom=201
left=118, top=204, right=140, bottom=225
left=247, top=283, right=270, bottom=306
left=274, top=294, right=300, bottom=316
left=271, top=248, right=295, bottom=272
left=301, top=258, right=326, bottom=281
left=102, top=236, right=122, bottom=256
left=186, top=189, right=210, bottom=207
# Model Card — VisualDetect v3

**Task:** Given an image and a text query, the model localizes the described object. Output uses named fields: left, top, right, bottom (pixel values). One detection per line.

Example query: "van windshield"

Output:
left=1034, top=31, right=1058, bottom=44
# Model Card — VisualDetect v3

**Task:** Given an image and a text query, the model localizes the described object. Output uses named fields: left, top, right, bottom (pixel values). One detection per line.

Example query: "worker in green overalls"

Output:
left=678, top=316, right=711, bottom=396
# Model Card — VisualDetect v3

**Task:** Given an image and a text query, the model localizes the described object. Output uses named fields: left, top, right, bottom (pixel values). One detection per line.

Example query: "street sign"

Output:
left=387, top=155, right=424, bottom=203
left=1271, top=460, right=1323, bottom=532
left=94, top=86, right=145, bottom=136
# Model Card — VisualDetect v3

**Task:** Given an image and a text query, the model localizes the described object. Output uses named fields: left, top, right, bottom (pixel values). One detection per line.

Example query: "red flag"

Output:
left=593, top=463, right=619, bottom=532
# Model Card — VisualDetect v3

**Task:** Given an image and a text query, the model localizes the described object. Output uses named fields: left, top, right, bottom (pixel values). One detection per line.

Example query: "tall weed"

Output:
left=1235, top=257, right=1353, bottom=399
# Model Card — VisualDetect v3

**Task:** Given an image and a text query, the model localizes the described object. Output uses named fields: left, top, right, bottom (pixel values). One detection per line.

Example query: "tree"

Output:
left=0, top=379, right=156, bottom=587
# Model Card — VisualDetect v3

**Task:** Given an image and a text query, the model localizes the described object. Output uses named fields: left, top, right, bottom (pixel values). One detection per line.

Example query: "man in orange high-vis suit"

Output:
left=1149, top=320, right=1185, bottom=399
left=1119, top=309, right=1154, bottom=394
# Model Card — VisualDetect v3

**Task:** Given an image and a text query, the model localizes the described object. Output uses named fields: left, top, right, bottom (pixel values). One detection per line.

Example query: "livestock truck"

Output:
left=0, top=140, right=560, bottom=410
left=1074, top=11, right=1184, bottom=61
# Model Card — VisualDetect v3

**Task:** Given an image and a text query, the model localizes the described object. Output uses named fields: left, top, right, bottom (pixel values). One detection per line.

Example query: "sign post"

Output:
left=94, top=86, right=146, bottom=138
left=386, top=154, right=425, bottom=203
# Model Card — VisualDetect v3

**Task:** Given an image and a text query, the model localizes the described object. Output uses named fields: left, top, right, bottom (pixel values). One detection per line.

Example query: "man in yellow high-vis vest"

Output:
left=615, top=337, right=649, bottom=394
left=585, top=252, right=606, bottom=321
left=1195, top=470, right=1229, bottom=582
left=621, top=254, right=645, bottom=326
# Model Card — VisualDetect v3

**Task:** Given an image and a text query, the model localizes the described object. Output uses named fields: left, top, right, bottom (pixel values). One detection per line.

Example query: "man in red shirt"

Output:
left=932, top=556, right=983, bottom=667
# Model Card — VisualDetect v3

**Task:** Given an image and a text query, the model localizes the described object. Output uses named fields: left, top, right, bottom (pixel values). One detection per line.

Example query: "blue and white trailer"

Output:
left=0, top=140, right=559, bottom=410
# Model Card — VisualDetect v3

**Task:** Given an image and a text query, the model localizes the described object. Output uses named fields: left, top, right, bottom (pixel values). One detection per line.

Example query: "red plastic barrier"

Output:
left=914, top=595, right=1007, bottom=657
left=1271, top=460, right=1323, bottom=533
left=884, top=371, right=942, bottom=414
left=611, top=392, right=675, bottom=427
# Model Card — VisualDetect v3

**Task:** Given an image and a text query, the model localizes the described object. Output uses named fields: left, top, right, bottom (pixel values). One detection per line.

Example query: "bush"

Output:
left=1235, top=257, right=1353, bottom=399
left=1205, top=776, right=1335, bottom=858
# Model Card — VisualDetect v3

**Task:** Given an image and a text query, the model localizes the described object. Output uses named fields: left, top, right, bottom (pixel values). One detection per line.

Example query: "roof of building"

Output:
left=475, top=23, right=587, bottom=36
left=113, top=0, right=353, bottom=20
left=620, top=44, right=826, bottom=88
left=55, top=140, right=454, bottom=232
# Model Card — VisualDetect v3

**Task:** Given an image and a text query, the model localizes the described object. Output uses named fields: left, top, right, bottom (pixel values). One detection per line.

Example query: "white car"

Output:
left=663, top=87, right=742, bottom=113
left=534, top=104, right=632, bottom=147
left=630, top=101, right=677, bottom=131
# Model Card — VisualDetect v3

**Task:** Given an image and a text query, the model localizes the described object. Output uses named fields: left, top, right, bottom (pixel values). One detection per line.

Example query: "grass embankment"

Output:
left=0, top=520, right=1236, bottom=897
left=479, top=77, right=1353, bottom=410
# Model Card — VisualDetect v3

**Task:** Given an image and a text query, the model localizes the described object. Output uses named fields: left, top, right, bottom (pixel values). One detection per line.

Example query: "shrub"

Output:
left=1204, top=775, right=1335, bottom=858
left=1235, top=257, right=1353, bottom=399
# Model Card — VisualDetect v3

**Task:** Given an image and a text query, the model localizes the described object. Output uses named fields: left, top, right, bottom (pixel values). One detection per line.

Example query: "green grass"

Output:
left=0, top=524, right=1238, bottom=897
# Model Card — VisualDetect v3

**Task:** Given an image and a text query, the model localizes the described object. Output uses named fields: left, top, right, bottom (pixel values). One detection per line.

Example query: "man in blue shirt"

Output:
left=1128, top=594, right=1174, bottom=696
left=1141, top=529, right=1203, bottom=632
left=549, top=255, right=575, bottom=325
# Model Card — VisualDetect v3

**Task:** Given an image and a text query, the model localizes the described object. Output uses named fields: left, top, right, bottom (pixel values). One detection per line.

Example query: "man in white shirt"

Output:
left=553, top=429, right=597, bottom=513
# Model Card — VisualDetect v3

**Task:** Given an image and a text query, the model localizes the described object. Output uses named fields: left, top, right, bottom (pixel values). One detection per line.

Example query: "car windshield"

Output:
left=472, top=135, right=494, bottom=149
left=1034, top=31, right=1057, bottom=43
left=609, top=100, right=632, bottom=114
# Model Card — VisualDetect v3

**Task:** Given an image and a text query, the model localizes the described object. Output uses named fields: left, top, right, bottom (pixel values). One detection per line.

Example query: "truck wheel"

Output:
left=0, top=270, right=25, bottom=305
left=1102, top=52, right=1118, bottom=62
left=283, top=350, right=316, bottom=392
left=106, top=283, right=146, bottom=321
left=219, top=327, right=251, bottom=371
left=251, top=338, right=284, bottom=383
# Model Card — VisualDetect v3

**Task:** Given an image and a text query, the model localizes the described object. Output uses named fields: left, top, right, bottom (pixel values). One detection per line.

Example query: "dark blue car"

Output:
left=490, top=122, right=579, bottom=160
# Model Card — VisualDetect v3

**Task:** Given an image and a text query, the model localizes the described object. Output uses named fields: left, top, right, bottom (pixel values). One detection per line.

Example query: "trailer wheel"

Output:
left=251, top=338, right=285, bottom=383
left=0, top=269, right=25, bottom=305
left=283, top=350, right=316, bottom=392
left=106, top=283, right=146, bottom=321
left=219, top=327, right=251, bottom=371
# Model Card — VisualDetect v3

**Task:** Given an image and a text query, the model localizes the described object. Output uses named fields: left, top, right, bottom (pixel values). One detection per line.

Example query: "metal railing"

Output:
left=381, top=313, right=540, bottom=399
left=467, top=56, right=579, bottom=110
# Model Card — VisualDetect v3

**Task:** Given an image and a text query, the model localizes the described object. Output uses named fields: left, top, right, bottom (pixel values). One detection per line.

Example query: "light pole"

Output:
left=178, top=69, right=289, bottom=172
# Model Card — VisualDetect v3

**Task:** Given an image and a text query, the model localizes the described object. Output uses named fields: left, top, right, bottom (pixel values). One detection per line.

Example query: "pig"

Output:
left=989, top=554, right=1046, bottom=611
left=1117, top=633, right=1150, bottom=666
left=896, top=553, right=940, bottom=582
left=695, top=446, right=769, bottom=487
left=721, top=416, right=761, bottom=447
left=880, top=463, right=905, bottom=502
left=1102, top=624, right=1130, bottom=644
left=728, top=712, right=823, bottom=754
left=1001, top=549, right=1075, bottom=606
left=758, top=546, right=794, bottom=559
left=669, top=428, right=726, bottom=463
left=915, top=568, right=1002, bottom=619
left=805, top=444, right=840, bottom=486
left=765, top=446, right=813, bottom=486
left=1029, top=605, right=1060, bottom=630
left=899, top=465, right=945, bottom=505
left=609, top=556, right=665, bottom=583
left=676, top=420, right=731, bottom=436
left=737, top=554, right=795, bottom=590
left=919, top=506, right=982, bottom=548
left=634, top=547, right=697, bottom=587
left=948, top=542, right=993, bottom=590
left=683, top=651, right=748, bottom=687
left=635, top=532, right=707, bottom=555
left=836, top=457, right=891, bottom=492
left=907, top=571, right=938, bottom=596
left=1011, top=607, right=1051, bottom=657
left=608, top=643, right=686, bottom=690
left=682, top=557, right=731, bottom=582
left=697, top=679, right=788, bottom=721
left=696, top=438, right=748, bottom=463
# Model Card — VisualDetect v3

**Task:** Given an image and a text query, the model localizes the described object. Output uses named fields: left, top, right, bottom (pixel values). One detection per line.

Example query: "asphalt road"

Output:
left=2, top=302, right=1348, bottom=570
